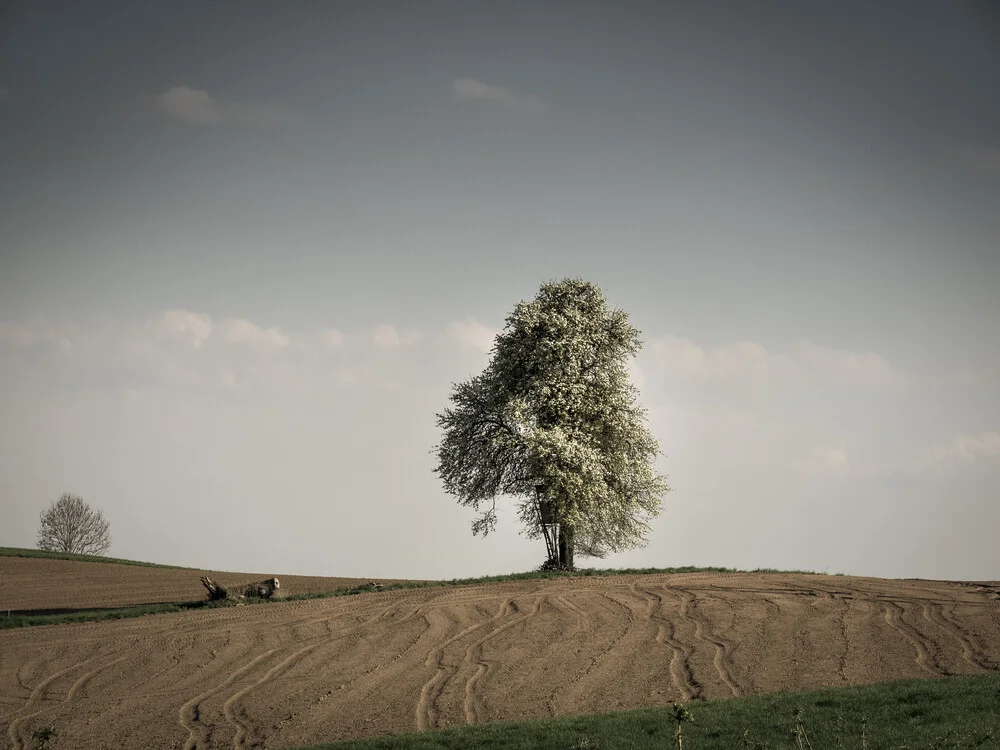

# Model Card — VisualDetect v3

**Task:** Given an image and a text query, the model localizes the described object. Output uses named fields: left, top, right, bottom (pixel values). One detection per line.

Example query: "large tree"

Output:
left=37, top=493, right=111, bottom=556
left=434, top=278, right=669, bottom=569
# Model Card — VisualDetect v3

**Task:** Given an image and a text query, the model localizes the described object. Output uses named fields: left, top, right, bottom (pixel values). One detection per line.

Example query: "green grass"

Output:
left=2, top=602, right=197, bottom=629
left=296, top=674, right=1000, bottom=749
left=0, top=546, right=190, bottom=569
left=0, top=599, right=246, bottom=629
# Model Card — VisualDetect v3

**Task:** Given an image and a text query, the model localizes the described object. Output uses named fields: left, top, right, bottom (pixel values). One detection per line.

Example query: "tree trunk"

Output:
left=558, top=524, right=575, bottom=569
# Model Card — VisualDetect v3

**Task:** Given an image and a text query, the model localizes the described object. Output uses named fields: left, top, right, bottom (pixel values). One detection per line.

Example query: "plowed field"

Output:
left=0, top=556, right=414, bottom=613
left=2, top=561, right=999, bottom=750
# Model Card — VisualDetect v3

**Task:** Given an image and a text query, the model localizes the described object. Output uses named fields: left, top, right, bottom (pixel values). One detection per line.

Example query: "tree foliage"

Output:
left=434, top=278, right=669, bottom=567
left=37, top=493, right=111, bottom=556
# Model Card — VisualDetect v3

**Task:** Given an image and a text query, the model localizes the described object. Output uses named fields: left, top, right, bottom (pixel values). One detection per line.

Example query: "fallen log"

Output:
left=200, top=576, right=281, bottom=602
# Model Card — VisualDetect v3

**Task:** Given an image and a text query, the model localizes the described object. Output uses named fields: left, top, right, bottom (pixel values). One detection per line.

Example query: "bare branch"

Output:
left=37, top=493, right=111, bottom=556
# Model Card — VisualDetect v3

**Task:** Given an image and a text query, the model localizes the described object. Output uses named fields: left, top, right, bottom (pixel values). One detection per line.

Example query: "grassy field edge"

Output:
left=299, top=673, right=1000, bottom=749
left=0, top=546, right=192, bottom=569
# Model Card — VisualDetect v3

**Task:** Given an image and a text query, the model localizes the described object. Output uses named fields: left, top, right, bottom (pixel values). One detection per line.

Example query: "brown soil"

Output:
left=1, top=563, right=999, bottom=750
left=0, top=556, right=415, bottom=612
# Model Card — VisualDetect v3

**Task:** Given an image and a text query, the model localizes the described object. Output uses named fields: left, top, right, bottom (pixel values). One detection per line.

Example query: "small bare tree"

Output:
left=37, top=493, right=111, bottom=555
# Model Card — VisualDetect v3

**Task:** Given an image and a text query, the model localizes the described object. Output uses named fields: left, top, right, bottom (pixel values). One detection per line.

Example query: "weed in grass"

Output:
left=905, top=728, right=998, bottom=750
left=792, top=708, right=813, bottom=749
left=671, top=703, right=694, bottom=749
left=832, top=714, right=846, bottom=749
left=741, top=728, right=772, bottom=749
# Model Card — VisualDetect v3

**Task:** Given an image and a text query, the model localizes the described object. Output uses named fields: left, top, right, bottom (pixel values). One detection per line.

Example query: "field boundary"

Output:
left=295, top=673, right=1000, bottom=749
left=0, top=546, right=192, bottom=569
left=0, top=561, right=839, bottom=630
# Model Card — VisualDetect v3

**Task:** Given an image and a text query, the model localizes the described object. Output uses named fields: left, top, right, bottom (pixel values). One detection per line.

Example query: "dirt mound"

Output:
left=0, top=556, right=414, bottom=613
left=2, top=570, right=999, bottom=749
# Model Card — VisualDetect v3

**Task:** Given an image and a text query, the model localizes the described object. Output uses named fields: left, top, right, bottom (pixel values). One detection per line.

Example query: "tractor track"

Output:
left=4, top=571, right=999, bottom=749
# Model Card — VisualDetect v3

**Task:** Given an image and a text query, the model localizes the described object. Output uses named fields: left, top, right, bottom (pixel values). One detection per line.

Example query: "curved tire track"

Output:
left=547, top=591, right=636, bottom=712
left=631, top=585, right=700, bottom=701
left=219, top=602, right=424, bottom=748
left=673, top=588, right=740, bottom=697
left=223, top=645, right=320, bottom=750
left=178, top=650, right=278, bottom=750
left=922, top=601, right=997, bottom=671
left=834, top=596, right=851, bottom=683
left=881, top=601, right=944, bottom=677
left=415, top=598, right=516, bottom=731
left=6, top=572, right=1000, bottom=749
left=462, top=597, right=545, bottom=725
left=6, top=651, right=131, bottom=750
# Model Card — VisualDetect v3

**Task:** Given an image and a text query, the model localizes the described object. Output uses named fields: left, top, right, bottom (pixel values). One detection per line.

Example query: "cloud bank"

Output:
left=453, top=78, right=548, bottom=112
left=649, top=335, right=902, bottom=389
left=2, top=312, right=997, bottom=579
left=152, top=86, right=297, bottom=127
left=447, top=318, right=497, bottom=353
left=924, top=432, right=1000, bottom=476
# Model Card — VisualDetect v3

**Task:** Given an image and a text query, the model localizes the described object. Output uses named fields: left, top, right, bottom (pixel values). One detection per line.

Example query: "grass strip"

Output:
left=298, top=673, right=1000, bottom=749
left=0, top=546, right=190, bottom=569
left=0, top=600, right=242, bottom=629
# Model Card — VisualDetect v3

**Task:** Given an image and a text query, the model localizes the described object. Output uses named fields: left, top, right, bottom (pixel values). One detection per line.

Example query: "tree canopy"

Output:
left=434, top=278, right=669, bottom=568
left=37, top=493, right=112, bottom=556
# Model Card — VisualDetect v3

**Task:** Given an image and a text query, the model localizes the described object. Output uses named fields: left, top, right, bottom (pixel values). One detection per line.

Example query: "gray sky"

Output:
left=2, top=1, right=998, bottom=581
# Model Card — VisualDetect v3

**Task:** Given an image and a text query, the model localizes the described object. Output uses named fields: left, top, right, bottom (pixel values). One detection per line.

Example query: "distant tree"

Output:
left=434, top=278, right=669, bottom=570
left=37, top=493, right=111, bottom=556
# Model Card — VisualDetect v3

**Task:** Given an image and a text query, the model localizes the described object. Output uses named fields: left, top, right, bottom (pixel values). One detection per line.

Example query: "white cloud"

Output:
left=802, top=445, right=883, bottom=478
left=323, top=328, right=346, bottom=347
left=218, top=318, right=290, bottom=350
left=710, top=340, right=770, bottom=380
left=453, top=78, right=548, bottom=112
left=447, top=318, right=497, bottom=353
left=650, top=335, right=706, bottom=377
left=805, top=446, right=850, bottom=475
left=153, top=86, right=221, bottom=124
left=374, top=324, right=401, bottom=348
left=151, top=310, right=213, bottom=349
left=1, top=313, right=439, bottom=399
left=372, top=324, right=420, bottom=348
left=648, top=334, right=900, bottom=389
left=923, top=432, right=1000, bottom=476
left=0, top=321, right=41, bottom=347
left=785, top=341, right=899, bottom=388
left=649, top=335, right=768, bottom=383
left=152, top=86, right=296, bottom=127
left=0, top=321, right=79, bottom=355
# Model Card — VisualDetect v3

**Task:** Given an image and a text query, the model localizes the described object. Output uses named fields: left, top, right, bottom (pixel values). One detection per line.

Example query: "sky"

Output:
left=1, top=1, right=999, bottom=581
